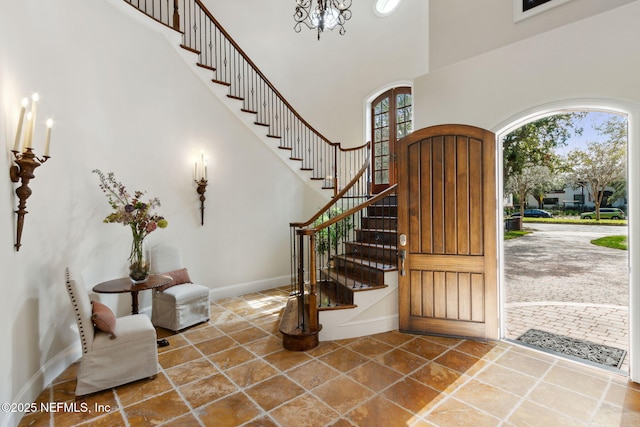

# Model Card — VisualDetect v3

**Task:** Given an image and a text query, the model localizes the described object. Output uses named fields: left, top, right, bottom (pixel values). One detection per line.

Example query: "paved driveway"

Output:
left=503, top=223, right=629, bottom=370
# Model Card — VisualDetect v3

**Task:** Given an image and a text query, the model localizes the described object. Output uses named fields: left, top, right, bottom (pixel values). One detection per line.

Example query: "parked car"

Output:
left=580, top=208, right=625, bottom=220
left=511, top=209, right=553, bottom=218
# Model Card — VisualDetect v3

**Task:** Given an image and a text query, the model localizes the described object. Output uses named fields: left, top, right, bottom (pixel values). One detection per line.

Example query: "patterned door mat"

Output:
left=516, top=329, right=627, bottom=369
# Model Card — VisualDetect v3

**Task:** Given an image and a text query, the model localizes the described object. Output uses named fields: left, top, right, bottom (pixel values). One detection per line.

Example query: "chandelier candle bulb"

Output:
left=13, top=98, right=28, bottom=151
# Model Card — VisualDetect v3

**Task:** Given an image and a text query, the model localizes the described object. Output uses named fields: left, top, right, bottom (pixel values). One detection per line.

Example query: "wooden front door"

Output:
left=397, top=125, right=498, bottom=340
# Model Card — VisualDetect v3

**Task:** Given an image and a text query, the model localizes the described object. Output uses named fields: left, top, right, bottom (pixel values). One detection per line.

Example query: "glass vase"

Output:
left=128, top=234, right=150, bottom=284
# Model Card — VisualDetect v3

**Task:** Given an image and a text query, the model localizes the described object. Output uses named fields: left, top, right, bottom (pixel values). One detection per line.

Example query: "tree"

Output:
left=505, top=164, right=553, bottom=218
left=564, top=116, right=627, bottom=220
left=503, top=113, right=584, bottom=184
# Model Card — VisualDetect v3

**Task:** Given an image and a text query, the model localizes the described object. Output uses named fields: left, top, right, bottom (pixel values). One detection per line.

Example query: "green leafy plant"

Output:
left=313, top=207, right=354, bottom=255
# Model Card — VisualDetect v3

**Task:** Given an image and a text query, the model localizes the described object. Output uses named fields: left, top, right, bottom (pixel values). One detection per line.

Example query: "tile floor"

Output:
left=18, top=287, right=640, bottom=427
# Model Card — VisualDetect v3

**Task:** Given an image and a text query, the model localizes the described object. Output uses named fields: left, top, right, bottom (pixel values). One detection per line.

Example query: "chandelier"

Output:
left=294, top=0, right=353, bottom=40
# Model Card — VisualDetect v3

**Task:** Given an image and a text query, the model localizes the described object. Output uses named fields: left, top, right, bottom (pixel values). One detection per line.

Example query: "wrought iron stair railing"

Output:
left=123, top=0, right=368, bottom=194
left=284, top=142, right=398, bottom=350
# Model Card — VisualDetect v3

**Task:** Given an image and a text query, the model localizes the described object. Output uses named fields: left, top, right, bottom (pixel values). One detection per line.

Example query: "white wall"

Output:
left=429, top=0, right=635, bottom=71
left=0, top=0, right=325, bottom=423
left=202, top=0, right=429, bottom=147
left=414, top=0, right=640, bottom=381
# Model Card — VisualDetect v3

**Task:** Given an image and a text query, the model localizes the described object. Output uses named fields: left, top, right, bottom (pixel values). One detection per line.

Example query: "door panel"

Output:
left=398, top=124, right=498, bottom=340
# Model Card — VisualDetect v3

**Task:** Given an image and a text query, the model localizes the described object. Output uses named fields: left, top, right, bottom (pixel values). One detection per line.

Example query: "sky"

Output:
left=555, top=111, right=626, bottom=156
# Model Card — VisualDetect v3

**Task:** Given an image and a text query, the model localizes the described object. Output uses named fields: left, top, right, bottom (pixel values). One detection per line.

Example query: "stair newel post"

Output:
left=308, top=231, right=319, bottom=331
left=297, top=231, right=306, bottom=330
left=172, top=0, right=180, bottom=31
left=333, top=145, right=339, bottom=197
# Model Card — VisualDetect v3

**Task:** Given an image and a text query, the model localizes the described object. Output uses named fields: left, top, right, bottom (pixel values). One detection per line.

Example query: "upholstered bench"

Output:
left=150, top=244, right=210, bottom=331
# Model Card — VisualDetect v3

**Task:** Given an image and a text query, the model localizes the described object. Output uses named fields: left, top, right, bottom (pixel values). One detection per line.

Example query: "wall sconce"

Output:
left=9, top=93, right=53, bottom=251
left=194, top=152, right=208, bottom=226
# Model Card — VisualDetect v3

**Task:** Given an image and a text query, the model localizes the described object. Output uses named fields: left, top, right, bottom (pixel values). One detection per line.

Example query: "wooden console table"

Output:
left=92, top=274, right=172, bottom=315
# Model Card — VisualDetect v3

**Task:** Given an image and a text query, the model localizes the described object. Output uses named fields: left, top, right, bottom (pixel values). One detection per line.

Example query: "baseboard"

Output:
left=318, top=314, right=399, bottom=341
left=1, top=344, right=82, bottom=427
left=208, top=275, right=290, bottom=302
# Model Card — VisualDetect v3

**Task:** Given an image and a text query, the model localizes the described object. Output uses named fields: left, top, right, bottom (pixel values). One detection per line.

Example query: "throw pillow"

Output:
left=157, top=268, right=192, bottom=292
left=91, top=301, right=117, bottom=339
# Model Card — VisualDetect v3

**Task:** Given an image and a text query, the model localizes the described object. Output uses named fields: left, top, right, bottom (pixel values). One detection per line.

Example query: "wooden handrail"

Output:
left=303, top=184, right=398, bottom=234
left=192, top=0, right=336, bottom=146
left=290, top=142, right=371, bottom=228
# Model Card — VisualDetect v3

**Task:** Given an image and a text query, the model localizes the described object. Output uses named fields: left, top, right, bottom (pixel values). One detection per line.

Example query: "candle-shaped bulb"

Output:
left=21, top=112, right=33, bottom=152
left=44, top=119, right=53, bottom=157
left=26, top=93, right=39, bottom=149
left=200, top=151, right=205, bottom=180
left=13, top=98, right=29, bottom=151
left=204, top=159, right=208, bottom=180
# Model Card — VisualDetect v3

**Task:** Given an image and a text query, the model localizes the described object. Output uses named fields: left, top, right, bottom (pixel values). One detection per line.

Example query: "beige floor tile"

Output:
left=225, top=359, right=279, bottom=388
left=542, top=364, right=609, bottom=400
left=319, top=347, right=370, bottom=373
left=433, top=349, right=487, bottom=375
left=411, top=362, right=469, bottom=394
left=286, top=359, right=341, bottom=390
left=314, top=376, right=374, bottom=414
left=196, top=392, right=263, bottom=427
left=472, top=363, right=537, bottom=396
left=424, top=397, right=500, bottom=427
left=269, top=393, right=338, bottom=427
left=345, top=395, right=418, bottom=427
left=124, top=390, right=190, bottom=427
left=349, top=361, right=403, bottom=392
left=451, top=379, right=522, bottom=419
left=262, top=348, right=313, bottom=371
left=245, top=375, right=305, bottom=411
left=507, top=400, right=585, bottom=427
left=179, top=372, right=238, bottom=409
left=164, top=357, right=218, bottom=387
left=528, top=380, right=598, bottom=422
left=382, top=377, right=441, bottom=414
left=347, top=336, right=395, bottom=357
left=15, top=287, right=640, bottom=427
left=374, top=348, right=429, bottom=375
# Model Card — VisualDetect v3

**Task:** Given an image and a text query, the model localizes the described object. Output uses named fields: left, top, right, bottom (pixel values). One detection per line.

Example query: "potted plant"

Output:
left=313, top=207, right=354, bottom=267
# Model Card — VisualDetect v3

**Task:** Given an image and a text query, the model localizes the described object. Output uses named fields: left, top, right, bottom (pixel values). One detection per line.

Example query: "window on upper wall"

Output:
left=370, top=86, right=412, bottom=193
left=374, top=0, right=401, bottom=17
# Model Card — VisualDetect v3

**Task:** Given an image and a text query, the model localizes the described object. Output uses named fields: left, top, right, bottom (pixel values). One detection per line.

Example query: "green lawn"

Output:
left=591, top=235, right=628, bottom=250
left=516, top=217, right=628, bottom=226
left=504, top=230, right=532, bottom=240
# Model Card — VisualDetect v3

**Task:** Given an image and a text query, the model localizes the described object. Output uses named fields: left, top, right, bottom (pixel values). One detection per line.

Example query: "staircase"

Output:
left=118, top=0, right=368, bottom=197
left=117, top=0, right=400, bottom=348
left=317, top=195, right=398, bottom=309
left=316, top=194, right=399, bottom=342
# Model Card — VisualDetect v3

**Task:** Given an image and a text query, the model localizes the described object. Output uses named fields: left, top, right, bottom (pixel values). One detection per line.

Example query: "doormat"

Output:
left=516, top=329, right=627, bottom=369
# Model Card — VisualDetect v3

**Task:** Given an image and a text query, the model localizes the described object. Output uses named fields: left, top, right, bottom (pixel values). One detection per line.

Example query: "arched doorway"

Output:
left=494, top=99, right=639, bottom=381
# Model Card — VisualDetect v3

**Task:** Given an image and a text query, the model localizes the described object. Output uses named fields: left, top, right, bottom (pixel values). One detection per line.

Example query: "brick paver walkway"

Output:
left=504, top=223, right=629, bottom=372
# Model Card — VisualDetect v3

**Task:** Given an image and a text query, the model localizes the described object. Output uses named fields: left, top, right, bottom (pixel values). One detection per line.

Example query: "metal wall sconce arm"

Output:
left=194, top=152, right=208, bottom=226
left=9, top=94, right=53, bottom=251
left=195, top=178, right=208, bottom=226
